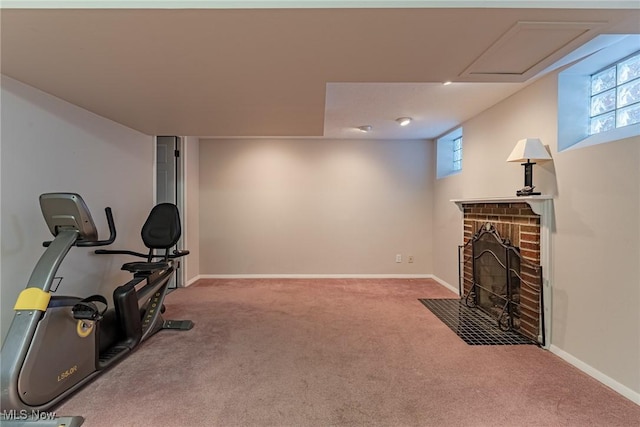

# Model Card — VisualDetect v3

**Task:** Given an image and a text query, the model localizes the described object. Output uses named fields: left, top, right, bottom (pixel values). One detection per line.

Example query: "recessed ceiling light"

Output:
left=396, top=117, right=412, bottom=126
left=357, top=125, right=372, bottom=132
left=443, top=81, right=453, bottom=86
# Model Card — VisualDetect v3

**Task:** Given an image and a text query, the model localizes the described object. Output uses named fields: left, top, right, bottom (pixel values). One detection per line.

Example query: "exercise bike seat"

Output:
left=121, top=261, right=169, bottom=274
left=120, top=203, right=182, bottom=274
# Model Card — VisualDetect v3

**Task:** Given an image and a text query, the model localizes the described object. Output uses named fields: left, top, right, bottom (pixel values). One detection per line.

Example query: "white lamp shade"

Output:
left=506, top=138, right=552, bottom=162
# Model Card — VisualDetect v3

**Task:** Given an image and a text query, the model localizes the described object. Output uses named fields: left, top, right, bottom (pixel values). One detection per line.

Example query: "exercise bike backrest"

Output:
left=140, top=203, right=182, bottom=262
left=40, top=193, right=116, bottom=247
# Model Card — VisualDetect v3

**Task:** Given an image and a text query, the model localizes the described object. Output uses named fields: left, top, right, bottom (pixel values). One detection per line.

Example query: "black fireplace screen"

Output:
left=459, top=223, right=544, bottom=345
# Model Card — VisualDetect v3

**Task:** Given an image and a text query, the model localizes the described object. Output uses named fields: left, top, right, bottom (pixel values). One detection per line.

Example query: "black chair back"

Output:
left=141, top=203, right=181, bottom=251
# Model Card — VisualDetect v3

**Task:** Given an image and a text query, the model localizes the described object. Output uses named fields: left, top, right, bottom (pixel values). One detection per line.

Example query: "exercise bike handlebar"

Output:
left=43, top=207, right=117, bottom=248
left=94, top=249, right=190, bottom=259
left=77, top=207, right=116, bottom=247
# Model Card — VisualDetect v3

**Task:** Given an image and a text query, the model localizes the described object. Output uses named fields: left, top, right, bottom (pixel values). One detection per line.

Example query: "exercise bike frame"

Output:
left=0, top=196, right=189, bottom=416
left=1, top=229, right=87, bottom=412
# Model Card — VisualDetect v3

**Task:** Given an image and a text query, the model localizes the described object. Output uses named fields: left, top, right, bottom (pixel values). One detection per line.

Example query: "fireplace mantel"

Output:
left=451, top=195, right=553, bottom=216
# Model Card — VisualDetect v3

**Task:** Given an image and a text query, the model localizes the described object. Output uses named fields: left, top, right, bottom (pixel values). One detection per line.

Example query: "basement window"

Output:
left=558, top=35, right=640, bottom=151
left=589, top=52, right=640, bottom=135
left=437, top=128, right=463, bottom=178
left=452, top=136, right=463, bottom=172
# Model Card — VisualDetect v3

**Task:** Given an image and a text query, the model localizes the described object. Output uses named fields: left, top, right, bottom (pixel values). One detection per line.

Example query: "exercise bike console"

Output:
left=40, top=193, right=116, bottom=248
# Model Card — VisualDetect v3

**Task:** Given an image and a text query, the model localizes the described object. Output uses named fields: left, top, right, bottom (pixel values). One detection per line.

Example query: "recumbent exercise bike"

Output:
left=1, top=193, right=193, bottom=421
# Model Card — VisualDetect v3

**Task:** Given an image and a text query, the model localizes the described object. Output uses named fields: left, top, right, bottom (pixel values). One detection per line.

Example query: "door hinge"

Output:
left=174, top=150, right=180, bottom=157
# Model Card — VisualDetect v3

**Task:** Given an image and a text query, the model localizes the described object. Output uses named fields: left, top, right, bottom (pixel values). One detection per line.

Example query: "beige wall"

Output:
left=199, top=138, right=434, bottom=275
left=1, top=76, right=154, bottom=343
left=433, top=74, right=559, bottom=289
left=184, top=136, right=200, bottom=284
left=552, top=137, right=639, bottom=395
left=432, top=72, right=640, bottom=398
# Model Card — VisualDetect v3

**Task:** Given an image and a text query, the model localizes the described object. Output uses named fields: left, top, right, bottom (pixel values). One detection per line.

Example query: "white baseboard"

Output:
left=427, top=274, right=460, bottom=295
left=185, top=274, right=202, bottom=287
left=549, top=344, right=640, bottom=405
left=198, top=273, right=434, bottom=279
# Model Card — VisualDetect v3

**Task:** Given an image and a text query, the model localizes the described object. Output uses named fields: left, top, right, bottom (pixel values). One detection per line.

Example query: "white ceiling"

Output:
left=1, top=3, right=639, bottom=139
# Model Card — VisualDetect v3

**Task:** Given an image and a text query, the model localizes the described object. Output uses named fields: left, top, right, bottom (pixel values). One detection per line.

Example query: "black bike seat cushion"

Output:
left=121, top=261, right=169, bottom=274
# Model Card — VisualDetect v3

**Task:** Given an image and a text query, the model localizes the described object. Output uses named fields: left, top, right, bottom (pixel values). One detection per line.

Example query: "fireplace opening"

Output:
left=459, top=222, right=544, bottom=345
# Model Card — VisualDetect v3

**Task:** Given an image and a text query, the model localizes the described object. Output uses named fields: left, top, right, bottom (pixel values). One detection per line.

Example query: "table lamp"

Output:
left=507, top=138, right=551, bottom=196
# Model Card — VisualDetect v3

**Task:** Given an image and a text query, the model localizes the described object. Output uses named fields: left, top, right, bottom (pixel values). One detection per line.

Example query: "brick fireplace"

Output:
left=453, top=196, right=553, bottom=346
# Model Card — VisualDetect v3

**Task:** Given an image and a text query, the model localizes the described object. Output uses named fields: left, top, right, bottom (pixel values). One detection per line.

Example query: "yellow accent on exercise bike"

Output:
left=14, top=288, right=51, bottom=311
left=76, top=320, right=94, bottom=338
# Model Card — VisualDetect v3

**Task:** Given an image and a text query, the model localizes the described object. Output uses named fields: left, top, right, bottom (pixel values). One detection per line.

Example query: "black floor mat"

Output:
left=419, top=298, right=537, bottom=346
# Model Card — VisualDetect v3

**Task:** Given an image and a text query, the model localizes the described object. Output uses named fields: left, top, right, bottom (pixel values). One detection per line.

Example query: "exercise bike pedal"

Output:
left=72, top=295, right=108, bottom=321
left=162, top=320, right=194, bottom=330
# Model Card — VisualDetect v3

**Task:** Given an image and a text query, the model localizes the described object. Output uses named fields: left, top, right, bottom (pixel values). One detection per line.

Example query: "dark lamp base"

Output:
left=516, top=188, right=541, bottom=197
left=517, top=161, right=540, bottom=197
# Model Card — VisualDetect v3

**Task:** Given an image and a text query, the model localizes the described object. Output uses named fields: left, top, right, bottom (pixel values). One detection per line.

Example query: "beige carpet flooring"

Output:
left=55, top=278, right=640, bottom=426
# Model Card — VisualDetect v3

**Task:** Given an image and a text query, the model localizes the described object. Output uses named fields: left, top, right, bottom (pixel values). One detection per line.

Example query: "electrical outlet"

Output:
left=408, top=256, right=414, bottom=263
left=395, top=254, right=402, bottom=263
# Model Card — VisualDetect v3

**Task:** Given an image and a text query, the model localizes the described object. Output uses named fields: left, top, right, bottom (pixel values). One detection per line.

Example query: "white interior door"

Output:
left=156, top=136, right=184, bottom=288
